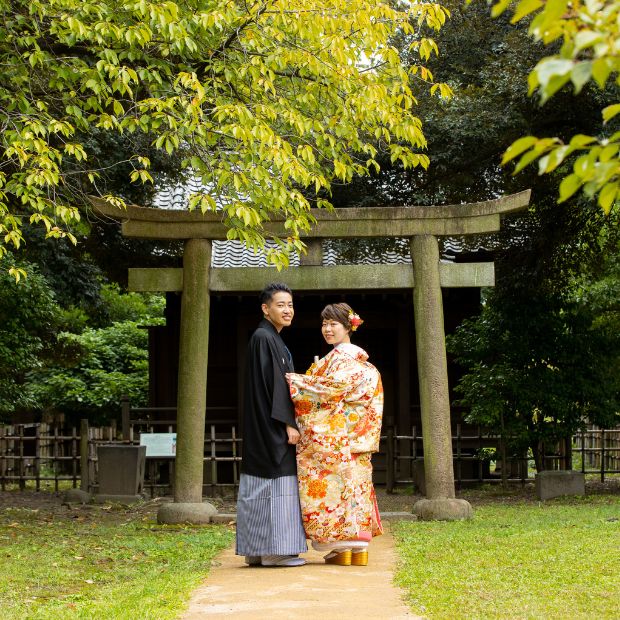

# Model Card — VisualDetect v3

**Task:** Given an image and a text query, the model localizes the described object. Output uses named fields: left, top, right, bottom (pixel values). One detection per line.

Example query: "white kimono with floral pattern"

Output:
left=287, top=343, right=384, bottom=543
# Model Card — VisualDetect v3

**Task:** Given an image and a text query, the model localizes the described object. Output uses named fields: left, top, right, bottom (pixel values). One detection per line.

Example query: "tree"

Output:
left=0, top=0, right=452, bottom=273
left=18, top=283, right=163, bottom=423
left=447, top=201, right=620, bottom=471
left=324, top=0, right=609, bottom=260
left=326, top=0, right=614, bottom=208
left=489, top=0, right=620, bottom=215
left=309, top=1, right=619, bottom=462
left=0, top=261, right=60, bottom=419
left=26, top=321, right=151, bottom=424
left=0, top=252, right=163, bottom=420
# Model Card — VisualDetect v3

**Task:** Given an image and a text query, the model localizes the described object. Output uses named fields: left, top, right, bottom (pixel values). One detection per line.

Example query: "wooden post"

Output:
left=71, top=426, right=78, bottom=488
left=410, top=235, right=472, bottom=520
left=601, top=429, right=606, bottom=483
left=18, top=425, right=25, bottom=491
left=232, top=425, right=239, bottom=486
left=397, top=308, right=411, bottom=481
left=500, top=435, right=508, bottom=489
left=80, top=419, right=90, bottom=492
left=386, top=421, right=395, bottom=493
left=53, top=425, right=59, bottom=493
left=456, top=423, right=462, bottom=489
left=121, top=396, right=131, bottom=441
left=34, top=425, right=41, bottom=492
left=0, top=425, right=5, bottom=492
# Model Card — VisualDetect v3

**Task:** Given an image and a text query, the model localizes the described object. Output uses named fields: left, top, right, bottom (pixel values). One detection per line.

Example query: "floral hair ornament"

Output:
left=348, top=311, right=364, bottom=331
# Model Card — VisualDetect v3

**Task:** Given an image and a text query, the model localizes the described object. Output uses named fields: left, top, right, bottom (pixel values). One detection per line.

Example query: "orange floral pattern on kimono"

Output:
left=288, top=343, right=384, bottom=543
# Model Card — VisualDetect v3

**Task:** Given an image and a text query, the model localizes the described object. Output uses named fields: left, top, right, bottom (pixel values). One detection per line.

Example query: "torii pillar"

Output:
left=160, top=238, right=217, bottom=523
left=411, top=235, right=471, bottom=519
left=92, top=189, right=530, bottom=523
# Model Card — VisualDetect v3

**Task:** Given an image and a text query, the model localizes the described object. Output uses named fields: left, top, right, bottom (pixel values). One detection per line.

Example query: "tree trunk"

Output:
left=533, top=440, right=545, bottom=473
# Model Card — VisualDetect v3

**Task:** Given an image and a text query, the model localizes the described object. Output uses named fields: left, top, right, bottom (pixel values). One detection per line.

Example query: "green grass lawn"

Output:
left=394, top=494, right=620, bottom=619
left=0, top=501, right=234, bottom=619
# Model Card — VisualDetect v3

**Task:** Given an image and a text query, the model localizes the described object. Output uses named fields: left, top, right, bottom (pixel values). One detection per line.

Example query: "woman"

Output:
left=286, top=303, right=383, bottom=566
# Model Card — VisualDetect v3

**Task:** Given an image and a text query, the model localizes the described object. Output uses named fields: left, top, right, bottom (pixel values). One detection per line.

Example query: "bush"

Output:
left=0, top=262, right=60, bottom=419
left=27, top=321, right=150, bottom=424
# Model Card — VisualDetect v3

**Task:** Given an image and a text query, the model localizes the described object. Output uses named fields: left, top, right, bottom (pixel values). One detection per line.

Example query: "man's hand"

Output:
left=286, top=425, right=301, bottom=445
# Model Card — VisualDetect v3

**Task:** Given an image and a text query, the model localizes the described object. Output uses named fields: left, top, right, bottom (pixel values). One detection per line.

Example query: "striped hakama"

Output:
left=236, top=474, right=308, bottom=557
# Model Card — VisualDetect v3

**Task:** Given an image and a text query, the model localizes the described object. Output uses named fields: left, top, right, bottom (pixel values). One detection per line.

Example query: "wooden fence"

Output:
left=1, top=420, right=618, bottom=495
left=385, top=425, right=620, bottom=491
left=574, top=426, right=620, bottom=481
left=0, top=421, right=116, bottom=492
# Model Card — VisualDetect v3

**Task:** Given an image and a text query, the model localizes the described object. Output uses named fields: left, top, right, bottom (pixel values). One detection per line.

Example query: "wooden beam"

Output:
left=127, top=262, right=494, bottom=292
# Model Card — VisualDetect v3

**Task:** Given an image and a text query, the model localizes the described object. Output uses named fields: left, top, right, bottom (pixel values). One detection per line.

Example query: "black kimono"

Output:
left=236, top=318, right=308, bottom=558
left=241, top=319, right=297, bottom=478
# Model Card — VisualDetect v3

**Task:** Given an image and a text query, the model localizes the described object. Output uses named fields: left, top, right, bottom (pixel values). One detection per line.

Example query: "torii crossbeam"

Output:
left=92, top=189, right=530, bottom=522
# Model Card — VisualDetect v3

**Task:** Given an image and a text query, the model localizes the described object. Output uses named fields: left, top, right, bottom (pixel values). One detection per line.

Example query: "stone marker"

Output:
left=95, top=444, right=147, bottom=504
left=535, top=470, right=585, bottom=500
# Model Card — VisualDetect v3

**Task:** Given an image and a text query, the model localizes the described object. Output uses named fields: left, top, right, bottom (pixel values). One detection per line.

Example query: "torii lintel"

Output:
left=89, top=190, right=530, bottom=240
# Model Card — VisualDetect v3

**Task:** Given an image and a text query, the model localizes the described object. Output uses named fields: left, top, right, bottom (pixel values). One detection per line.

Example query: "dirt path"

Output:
left=181, top=522, right=420, bottom=620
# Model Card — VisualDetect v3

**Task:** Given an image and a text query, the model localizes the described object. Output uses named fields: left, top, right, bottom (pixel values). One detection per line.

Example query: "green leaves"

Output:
left=0, top=261, right=59, bottom=416
left=598, top=180, right=618, bottom=213
left=502, top=132, right=620, bottom=214
left=501, top=136, right=539, bottom=165
left=491, top=0, right=620, bottom=215
left=559, top=174, right=583, bottom=203
left=528, top=57, right=573, bottom=101
left=0, top=0, right=452, bottom=271
left=602, top=103, right=620, bottom=122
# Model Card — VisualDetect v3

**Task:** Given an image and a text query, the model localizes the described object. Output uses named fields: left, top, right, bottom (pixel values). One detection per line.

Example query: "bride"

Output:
left=287, top=302, right=383, bottom=566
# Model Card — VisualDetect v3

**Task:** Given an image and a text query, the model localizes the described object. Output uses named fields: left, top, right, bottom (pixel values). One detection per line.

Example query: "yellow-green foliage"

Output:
left=490, top=0, right=620, bottom=215
left=0, top=0, right=451, bottom=272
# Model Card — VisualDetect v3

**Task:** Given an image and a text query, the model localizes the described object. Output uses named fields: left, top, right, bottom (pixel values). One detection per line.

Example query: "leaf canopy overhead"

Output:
left=490, top=0, right=620, bottom=216
left=0, top=0, right=451, bottom=271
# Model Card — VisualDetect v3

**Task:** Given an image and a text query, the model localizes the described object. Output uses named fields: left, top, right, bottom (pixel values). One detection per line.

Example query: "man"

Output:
left=235, top=282, right=307, bottom=567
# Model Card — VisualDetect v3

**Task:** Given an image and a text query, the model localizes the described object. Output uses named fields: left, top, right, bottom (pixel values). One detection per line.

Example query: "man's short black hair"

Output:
left=260, top=282, right=293, bottom=305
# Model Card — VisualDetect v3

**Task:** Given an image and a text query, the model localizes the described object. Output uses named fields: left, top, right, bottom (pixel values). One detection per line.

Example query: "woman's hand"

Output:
left=286, top=424, right=301, bottom=445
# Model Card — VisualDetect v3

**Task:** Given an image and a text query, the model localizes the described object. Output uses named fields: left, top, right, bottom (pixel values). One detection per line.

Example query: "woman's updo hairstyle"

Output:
left=321, top=303, right=354, bottom=333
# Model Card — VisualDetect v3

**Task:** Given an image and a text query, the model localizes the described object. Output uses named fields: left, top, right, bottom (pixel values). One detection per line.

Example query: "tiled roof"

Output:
left=152, top=181, right=495, bottom=268
left=212, top=240, right=301, bottom=268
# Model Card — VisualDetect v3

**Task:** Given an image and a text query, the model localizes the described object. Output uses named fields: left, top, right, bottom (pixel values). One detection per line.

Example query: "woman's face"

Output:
left=321, top=319, right=350, bottom=347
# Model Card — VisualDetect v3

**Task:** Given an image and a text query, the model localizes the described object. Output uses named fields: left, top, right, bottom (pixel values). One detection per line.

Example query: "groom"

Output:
left=235, top=282, right=307, bottom=567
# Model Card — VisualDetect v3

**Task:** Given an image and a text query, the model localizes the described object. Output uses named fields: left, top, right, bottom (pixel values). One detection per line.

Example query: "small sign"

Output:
left=139, top=433, right=177, bottom=457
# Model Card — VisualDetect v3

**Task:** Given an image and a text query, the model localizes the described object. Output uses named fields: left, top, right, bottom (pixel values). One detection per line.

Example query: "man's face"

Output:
left=262, top=291, right=294, bottom=332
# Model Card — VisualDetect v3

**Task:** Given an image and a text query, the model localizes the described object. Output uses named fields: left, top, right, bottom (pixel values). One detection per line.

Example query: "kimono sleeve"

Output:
left=288, top=372, right=350, bottom=404
left=343, top=366, right=384, bottom=454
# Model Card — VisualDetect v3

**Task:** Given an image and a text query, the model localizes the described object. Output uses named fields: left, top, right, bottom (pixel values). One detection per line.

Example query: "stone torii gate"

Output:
left=92, top=189, right=530, bottom=522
